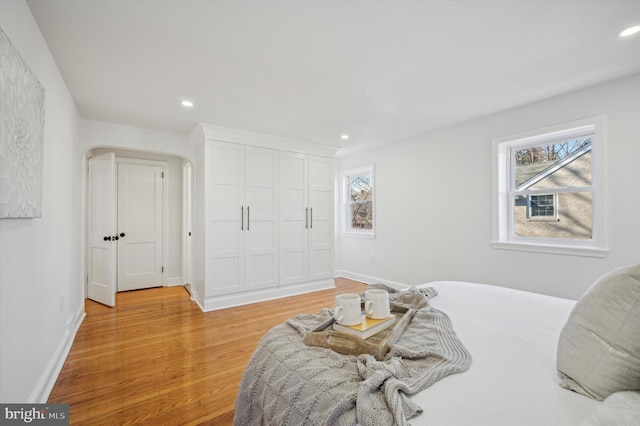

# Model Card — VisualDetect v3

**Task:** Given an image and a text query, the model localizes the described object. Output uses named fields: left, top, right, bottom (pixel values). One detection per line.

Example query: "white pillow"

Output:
left=557, top=262, right=640, bottom=400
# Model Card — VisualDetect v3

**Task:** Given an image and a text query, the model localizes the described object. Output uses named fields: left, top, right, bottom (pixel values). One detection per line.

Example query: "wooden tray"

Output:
left=304, top=306, right=416, bottom=361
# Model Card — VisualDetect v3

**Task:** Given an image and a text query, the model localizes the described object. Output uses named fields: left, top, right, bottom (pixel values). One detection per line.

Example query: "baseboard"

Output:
left=201, top=279, right=335, bottom=312
left=28, top=304, right=86, bottom=403
left=192, top=296, right=205, bottom=311
left=334, top=270, right=410, bottom=290
left=166, top=276, right=183, bottom=286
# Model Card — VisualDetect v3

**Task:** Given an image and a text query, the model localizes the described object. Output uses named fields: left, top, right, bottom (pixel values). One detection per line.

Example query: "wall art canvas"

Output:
left=0, top=27, right=45, bottom=219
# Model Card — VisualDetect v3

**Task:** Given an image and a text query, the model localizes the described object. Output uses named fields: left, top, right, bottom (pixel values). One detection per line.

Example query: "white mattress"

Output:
left=410, top=281, right=600, bottom=426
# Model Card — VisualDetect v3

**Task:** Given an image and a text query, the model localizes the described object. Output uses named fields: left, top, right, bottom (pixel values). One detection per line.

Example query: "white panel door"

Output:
left=87, top=153, right=117, bottom=307
left=308, top=156, right=334, bottom=280
left=207, top=142, right=245, bottom=296
left=117, top=160, right=165, bottom=291
left=279, top=152, right=309, bottom=285
left=245, top=146, right=278, bottom=290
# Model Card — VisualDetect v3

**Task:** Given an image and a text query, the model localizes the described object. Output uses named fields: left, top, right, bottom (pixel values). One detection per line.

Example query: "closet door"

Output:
left=207, top=142, right=245, bottom=296
left=244, top=146, right=278, bottom=290
left=308, top=156, right=334, bottom=280
left=279, top=152, right=309, bottom=285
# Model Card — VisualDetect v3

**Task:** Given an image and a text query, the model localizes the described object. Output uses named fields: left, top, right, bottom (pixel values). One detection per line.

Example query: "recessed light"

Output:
left=181, top=100, right=194, bottom=108
left=618, top=25, right=640, bottom=38
left=341, top=134, right=349, bottom=140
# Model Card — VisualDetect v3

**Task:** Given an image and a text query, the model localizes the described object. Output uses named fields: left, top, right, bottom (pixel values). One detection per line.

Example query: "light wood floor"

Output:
left=48, top=278, right=366, bottom=425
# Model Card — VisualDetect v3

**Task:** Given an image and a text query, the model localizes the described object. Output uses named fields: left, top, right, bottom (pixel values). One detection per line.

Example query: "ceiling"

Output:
left=26, top=0, right=640, bottom=155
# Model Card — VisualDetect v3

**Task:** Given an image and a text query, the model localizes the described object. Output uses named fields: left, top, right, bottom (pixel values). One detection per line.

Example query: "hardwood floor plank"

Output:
left=48, top=278, right=366, bottom=425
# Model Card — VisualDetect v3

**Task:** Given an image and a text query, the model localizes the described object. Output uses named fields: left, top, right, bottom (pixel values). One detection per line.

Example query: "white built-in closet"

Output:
left=191, top=124, right=336, bottom=311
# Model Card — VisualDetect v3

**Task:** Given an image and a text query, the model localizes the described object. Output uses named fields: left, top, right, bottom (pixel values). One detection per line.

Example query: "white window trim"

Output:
left=340, top=165, right=375, bottom=239
left=492, top=116, right=608, bottom=258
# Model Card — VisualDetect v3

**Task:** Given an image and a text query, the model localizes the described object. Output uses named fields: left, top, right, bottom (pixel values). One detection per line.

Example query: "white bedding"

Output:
left=410, top=281, right=600, bottom=426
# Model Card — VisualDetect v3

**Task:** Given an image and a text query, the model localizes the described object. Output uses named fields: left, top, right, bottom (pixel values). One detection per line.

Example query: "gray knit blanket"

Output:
left=233, top=286, right=472, bottom=426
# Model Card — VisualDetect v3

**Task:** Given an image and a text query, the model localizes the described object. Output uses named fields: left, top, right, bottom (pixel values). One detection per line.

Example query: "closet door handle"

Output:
left=247, top=206, right=250, bottom=231
left=310, top=207, right=313, bottom=229
left=241, top=206, right=244, bottom=230
left=305, top=208, right=309, bottom=229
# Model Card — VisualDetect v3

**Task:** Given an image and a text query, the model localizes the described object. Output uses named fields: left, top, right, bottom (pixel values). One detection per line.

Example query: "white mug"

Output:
left=334, top=293, right=362, bottom=326
left=365, top=289, right=391, bottom=319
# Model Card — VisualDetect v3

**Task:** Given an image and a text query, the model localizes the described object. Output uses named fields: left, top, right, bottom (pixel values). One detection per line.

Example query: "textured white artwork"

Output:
left=0, top=27, right=45, bottom=218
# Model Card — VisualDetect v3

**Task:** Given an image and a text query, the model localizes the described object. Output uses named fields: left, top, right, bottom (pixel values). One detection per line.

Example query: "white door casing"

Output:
left=182, top=162, right=194, bottom=294
left=116, top=159, right=165, bottom=292
left=87, top=153, right=117, bottom=307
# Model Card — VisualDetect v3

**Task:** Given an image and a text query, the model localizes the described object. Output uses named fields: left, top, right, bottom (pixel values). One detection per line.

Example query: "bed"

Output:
left=235, top=268, right=640, bottom=426
left=410, top=281, right=599, bottom=425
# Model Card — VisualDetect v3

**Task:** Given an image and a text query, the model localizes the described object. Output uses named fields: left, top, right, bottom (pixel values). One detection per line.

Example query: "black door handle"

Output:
left=120, top=232, right=125, bottom=238
left=114, top=235, right=119, bottom=240
left=104, top=236, right=111, bottom=241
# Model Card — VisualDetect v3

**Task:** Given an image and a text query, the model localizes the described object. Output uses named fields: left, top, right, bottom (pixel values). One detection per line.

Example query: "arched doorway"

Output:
left=85, top=147, right=194, bottom=306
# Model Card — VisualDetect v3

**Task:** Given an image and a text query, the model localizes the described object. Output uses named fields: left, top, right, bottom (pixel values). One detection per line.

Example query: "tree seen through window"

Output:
left=349, top=174, right=372, bottom=230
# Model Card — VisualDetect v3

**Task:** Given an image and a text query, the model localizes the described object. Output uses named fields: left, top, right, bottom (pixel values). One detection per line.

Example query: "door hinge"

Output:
left=161, top=266, right=164, bottom=273
left=161, top=172, right=164, bottom=178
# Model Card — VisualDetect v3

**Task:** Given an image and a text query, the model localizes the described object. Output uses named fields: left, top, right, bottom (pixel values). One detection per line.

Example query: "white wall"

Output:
left=336, top=73, right=640, bottom=300
left=0, top=0, right=84, bottom=402
left=80, top=120, right=193, bottom=162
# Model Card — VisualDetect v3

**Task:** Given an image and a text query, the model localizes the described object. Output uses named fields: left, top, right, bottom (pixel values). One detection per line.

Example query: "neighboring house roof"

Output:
left=515, top=142, right=592, bottom=191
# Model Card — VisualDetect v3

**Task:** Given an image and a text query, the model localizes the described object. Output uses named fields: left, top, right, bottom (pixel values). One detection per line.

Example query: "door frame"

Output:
left=83, top=147, right=195, bottom=305
left=182, top=162, right=194, bottom=296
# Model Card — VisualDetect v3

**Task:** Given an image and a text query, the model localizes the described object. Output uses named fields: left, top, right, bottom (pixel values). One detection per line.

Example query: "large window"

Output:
left=341, top=165, right=374, bottom=237
left=493, top=117, right=607, bottom=257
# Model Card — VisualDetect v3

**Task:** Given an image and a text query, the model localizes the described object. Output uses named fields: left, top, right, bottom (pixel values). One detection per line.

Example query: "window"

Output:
left=493, top=117, right=607, bottom=257
left=341, top=165, right=374, bottom=237
left=528, top=194, right=556, bottom=219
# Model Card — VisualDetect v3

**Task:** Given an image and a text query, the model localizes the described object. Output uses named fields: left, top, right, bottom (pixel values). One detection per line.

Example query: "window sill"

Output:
left=491, top=240, right=608, bottom=258
left=341, top=231, right=376, bottom=240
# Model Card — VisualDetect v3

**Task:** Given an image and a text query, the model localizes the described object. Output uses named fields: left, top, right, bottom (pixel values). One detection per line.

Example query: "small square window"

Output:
left=529, top=194, right=556, bottom=218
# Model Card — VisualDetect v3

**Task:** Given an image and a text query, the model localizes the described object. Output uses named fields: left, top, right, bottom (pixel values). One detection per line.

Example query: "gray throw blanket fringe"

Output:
left=233, top=285, right=472, bottom=426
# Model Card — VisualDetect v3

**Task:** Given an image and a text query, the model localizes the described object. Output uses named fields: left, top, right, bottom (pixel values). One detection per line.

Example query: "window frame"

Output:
left=340, top=165, right=375, bottom=239
left=492, top=116, right=608, bottom=257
